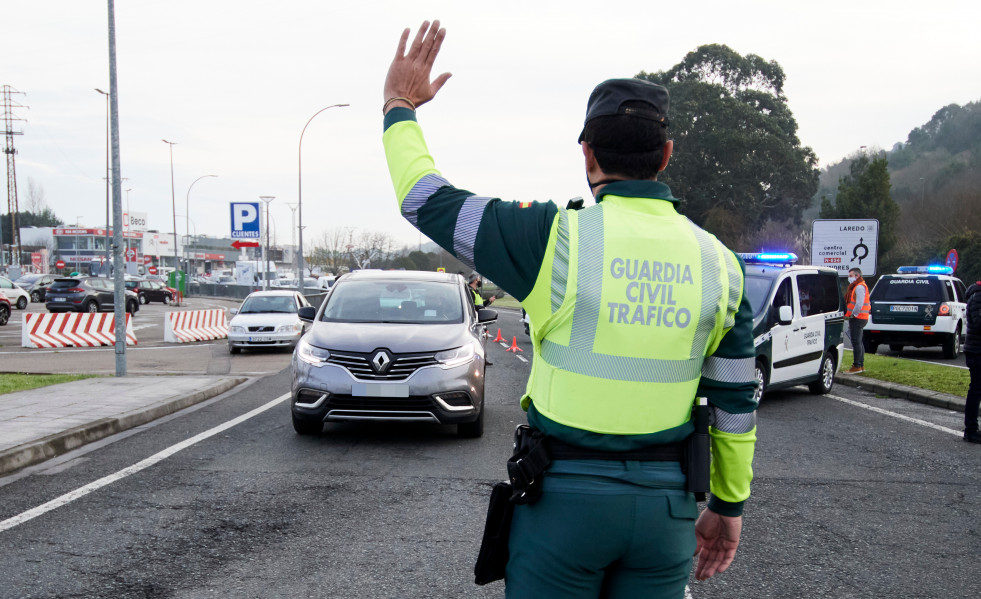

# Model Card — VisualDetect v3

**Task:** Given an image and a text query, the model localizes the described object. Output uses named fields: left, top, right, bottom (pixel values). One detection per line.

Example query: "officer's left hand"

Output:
left=384, top=20, right=452, bottom=111
left=694, top=510, right=742, bottom=580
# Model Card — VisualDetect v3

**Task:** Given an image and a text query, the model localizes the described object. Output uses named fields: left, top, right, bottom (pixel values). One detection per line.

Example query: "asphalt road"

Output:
left=0, top=309, right=977, bottom=598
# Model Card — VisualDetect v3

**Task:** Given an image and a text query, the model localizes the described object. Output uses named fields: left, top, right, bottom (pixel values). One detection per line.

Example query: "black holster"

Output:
left=685, top=397, right=711, bottom=502
left=506, top=425, right=551, bottom=505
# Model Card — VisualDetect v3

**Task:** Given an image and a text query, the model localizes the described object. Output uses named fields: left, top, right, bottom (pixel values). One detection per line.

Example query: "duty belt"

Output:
left=546, top=437, right=685, bottom=462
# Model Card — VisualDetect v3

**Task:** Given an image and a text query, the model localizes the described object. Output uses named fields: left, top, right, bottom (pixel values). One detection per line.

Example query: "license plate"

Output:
left=352, top=383, right=409, bottom=398
left=53, top=297, right=67, bottom=302
left=889, top=305, right=918, bottom=312
left=248, top=336, right=272, bottom=342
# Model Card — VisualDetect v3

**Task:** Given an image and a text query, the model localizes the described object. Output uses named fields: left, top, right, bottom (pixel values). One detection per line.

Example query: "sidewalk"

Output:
left=0, top=375, right=247, bottom=476
left=834, top=373, right=966, bottom=412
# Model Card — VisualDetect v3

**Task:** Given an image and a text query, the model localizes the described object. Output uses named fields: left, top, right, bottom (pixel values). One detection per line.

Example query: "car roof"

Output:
left=343, top=269, right=461, bottom=283
left=244, top=290, right=300, bottom=298
left=744, top=264, right=840, bottom=278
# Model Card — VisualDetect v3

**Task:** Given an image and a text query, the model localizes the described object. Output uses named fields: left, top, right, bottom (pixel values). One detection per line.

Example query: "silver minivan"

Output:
left=290, top=270, right=496, bottom=437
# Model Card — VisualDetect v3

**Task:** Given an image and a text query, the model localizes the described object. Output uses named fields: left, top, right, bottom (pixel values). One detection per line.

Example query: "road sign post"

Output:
left=811, top=219, right=879, bottom=277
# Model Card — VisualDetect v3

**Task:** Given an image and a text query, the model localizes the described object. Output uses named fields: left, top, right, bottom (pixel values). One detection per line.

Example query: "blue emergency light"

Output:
left=738, top=252, right=798, bottom=266
left=896, top=265, right=953, bottom=275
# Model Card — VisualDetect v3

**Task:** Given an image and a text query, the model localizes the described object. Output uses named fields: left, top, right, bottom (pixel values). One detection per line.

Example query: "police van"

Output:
left=862, top=265, right=967, bottom=359
left=741, top=253, right=845, bottom=402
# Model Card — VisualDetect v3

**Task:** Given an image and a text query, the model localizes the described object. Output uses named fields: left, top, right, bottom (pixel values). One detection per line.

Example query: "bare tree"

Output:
left=347, top=229, right=394, bottom=270
left=25, top=178, right=47, bottom=214
left=308, top=227, right=348, bottom=274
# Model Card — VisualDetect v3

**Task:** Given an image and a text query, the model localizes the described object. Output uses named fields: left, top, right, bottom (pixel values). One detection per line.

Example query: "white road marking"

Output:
left=0, top=393, right=289, bottom=534
left=826, top=393, right=961, bottom=437
left=516, top=355, right=528, bottom=363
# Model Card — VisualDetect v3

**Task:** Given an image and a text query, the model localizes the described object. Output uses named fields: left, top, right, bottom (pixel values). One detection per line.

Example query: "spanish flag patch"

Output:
left=519, top=201, right=532, bottom=209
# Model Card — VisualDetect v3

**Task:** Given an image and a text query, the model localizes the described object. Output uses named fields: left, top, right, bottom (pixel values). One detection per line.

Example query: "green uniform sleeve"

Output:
left=696, top=255, right=758, bottom=517
left=383, top=109, right=557, bottom=301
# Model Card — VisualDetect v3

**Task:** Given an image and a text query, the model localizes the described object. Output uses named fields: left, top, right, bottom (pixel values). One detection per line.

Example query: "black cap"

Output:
left=578, top=78, right=670, bottom=143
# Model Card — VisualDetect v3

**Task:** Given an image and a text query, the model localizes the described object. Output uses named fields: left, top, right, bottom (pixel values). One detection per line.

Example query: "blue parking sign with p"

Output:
left=230, top=202, right=261, bottom=239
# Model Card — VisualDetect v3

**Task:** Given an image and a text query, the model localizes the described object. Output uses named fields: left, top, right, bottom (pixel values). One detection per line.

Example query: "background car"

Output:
left=14, top=273, right=60, bottom=303
left=863, top=265, right=967, bottom=359
left=0, top=292, right=10, bottom=326
left=290, top=270, right=496, bottom=438
left=125, top=279, right=175, bottom=304
left=45, top=277, right=140, bottom=314
left=227, top=290, right=311, bottom=354
left=0, top=275, right=30, bottom=310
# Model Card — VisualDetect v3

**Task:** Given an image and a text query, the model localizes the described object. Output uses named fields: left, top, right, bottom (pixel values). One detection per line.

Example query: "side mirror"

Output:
left=229, top=308, right=239, bottom=315
left=477, top=308, right=498, bottom=324
left=298, top=306, right=317, bottom=322
left=778, top=305, right=793, bottom=324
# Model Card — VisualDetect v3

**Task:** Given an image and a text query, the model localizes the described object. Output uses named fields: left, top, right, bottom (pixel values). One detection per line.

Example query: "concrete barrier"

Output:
left=164, top=308, right=228, bottom=343
left=22, top=312, right=137, bottom=348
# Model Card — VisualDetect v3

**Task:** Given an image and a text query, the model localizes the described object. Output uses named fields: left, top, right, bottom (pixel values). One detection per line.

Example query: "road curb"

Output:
left=0, top=376, right=247, bottom=476
left=834, top=374, right=966, bottom=412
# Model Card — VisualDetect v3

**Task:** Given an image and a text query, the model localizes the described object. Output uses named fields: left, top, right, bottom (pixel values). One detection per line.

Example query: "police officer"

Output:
left=468, top=271, right=496, bottom=308
left=381, top=21, right=758, bottom=597
left=844, top=267, right=871, bottom=373
left=963, top=281, right=981, bottom=444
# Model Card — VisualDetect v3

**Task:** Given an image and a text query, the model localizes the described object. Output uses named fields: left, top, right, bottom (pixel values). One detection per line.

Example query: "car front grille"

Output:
left=326, top=395, right=436, bottom=411
left=327, top=350, right=438, bottom=381
left=248, top=326, right=275, bottom=332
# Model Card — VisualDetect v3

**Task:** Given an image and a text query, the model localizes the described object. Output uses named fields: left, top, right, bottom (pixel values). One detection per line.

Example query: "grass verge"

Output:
left=489, top=295, right=521, bottom=309
left=0, top=373, right=100, bottom=396
left=842, top=350, right=969, bottom=397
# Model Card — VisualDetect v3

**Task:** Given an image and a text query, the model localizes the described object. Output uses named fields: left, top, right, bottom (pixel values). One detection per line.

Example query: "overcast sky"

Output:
left=4, top=1, right=978, bottom=249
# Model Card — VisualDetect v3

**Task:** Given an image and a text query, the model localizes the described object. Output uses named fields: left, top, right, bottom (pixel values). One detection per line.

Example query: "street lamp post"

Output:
left=184, top=174, right=217, bottom=287
left=298, top=103, right=348, bottom=285
left=259, top=196, right=275, bottom=290
left=95, top=88, right=110, bottom=275
left=162, top=139, right=179, bottom=305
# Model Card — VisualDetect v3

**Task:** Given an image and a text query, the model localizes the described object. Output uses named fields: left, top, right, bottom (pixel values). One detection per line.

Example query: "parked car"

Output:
left=290, top=270, right=497, bottom=438
left=0, top=292, right=10, bottom=326
left=0, top=275, right=30, bottom=310
left=15, top=273, right=60, bottom=303
left=227, top=290, right=312, bottom=354
left=45, top=277, right=140, bottom=314
left=124, top=279, right=175, bottom=304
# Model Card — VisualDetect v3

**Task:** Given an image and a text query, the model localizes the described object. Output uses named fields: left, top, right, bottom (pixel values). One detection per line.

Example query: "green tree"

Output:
left=638, top=44, right=819, bottom=245
left=819, top=154, right=900, bottom=256
left=1, top=209, right=63, bottom=245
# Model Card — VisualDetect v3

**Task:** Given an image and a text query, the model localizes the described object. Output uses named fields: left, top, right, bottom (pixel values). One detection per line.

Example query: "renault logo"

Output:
left=371, top=350, right=392, bottom=373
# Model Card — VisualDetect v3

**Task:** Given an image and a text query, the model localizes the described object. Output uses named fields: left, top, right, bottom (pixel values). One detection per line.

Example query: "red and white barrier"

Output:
left=164, top=309, right=228, bottom=343
left=22, top=312, right=137, bottom=348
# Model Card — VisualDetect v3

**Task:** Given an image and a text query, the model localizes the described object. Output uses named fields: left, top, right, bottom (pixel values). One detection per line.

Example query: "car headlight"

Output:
left=297, top=339, right=330, bottom=366
left=277, top=323, right=301, bottom=333
left=435, top=344, right=476, bottom=368
left=230, top=325, right=246, bottom=333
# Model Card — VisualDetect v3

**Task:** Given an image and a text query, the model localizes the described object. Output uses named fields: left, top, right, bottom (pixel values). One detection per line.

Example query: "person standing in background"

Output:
left=844, top=268, right=870, bottom=373
left=962, top=281, right=981, bottom=443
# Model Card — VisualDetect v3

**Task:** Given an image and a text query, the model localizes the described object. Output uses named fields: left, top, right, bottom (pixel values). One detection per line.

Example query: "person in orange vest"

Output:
left=844, top=267, right=871, bottom=373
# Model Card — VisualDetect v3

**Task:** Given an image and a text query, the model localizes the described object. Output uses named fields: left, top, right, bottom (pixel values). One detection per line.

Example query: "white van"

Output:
left=317, top=275, right=336, bottom=290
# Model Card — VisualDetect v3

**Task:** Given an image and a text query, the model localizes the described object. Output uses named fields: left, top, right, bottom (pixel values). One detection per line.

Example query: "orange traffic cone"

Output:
left=506, top=336, right=523, bottom=352
left=493, top=328, right=504, bottom=343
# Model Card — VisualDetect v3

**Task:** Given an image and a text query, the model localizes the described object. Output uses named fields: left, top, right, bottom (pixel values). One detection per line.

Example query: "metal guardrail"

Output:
left=186, top=283, right=330, bottom=308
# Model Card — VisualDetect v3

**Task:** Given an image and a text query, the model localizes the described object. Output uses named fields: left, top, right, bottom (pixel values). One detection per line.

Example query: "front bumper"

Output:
left=290, top=355, right=484, bottom=426
left=228, top=330, right=303, bottom=349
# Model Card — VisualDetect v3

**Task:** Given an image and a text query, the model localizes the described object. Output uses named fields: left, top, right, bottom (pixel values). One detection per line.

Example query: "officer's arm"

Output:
left=696, top=256, right=758, bottom=517
left=383, top=108, right=558, bottom=301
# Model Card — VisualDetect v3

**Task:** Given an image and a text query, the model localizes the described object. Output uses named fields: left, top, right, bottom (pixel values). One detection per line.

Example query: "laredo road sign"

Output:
left=230, top=202, right=261, bottom=239
left=811, top=219, right=879, bottom=276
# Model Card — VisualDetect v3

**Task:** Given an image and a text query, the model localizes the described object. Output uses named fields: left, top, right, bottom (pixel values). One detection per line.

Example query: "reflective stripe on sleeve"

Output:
left=712, top=407, right=756, bottom=434
left=452, top=196, right=492, bottom=269
left=401, top=173, right=450, bottom=227
left=551, top=211, right=570, bottom=312
left=701, top=356, right=755, bottom=383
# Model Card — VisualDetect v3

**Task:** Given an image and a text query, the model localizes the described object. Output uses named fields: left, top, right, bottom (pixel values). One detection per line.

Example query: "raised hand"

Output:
left=383, top=20, right=452, bottom=112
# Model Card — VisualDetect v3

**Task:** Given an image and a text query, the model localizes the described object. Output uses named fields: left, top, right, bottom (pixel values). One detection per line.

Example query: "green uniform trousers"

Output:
left=504, top=461, right=697, bottom=599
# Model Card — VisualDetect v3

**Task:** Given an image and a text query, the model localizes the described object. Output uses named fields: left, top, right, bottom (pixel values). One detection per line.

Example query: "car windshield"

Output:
left=744, top=275, right=774, bottom=317
left=321, top=280, right=463, bottom=323
left=239, top=295, right=297, bottom=313
left=15, top=274, right=40, bottom=285
left=871, top=277, right=944, bottom=302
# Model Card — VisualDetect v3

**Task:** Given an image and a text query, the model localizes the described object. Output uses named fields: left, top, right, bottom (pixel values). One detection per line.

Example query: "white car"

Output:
left=0, top=276, right=31, bottom=310
left=228, top=290, right=312, bottom=354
